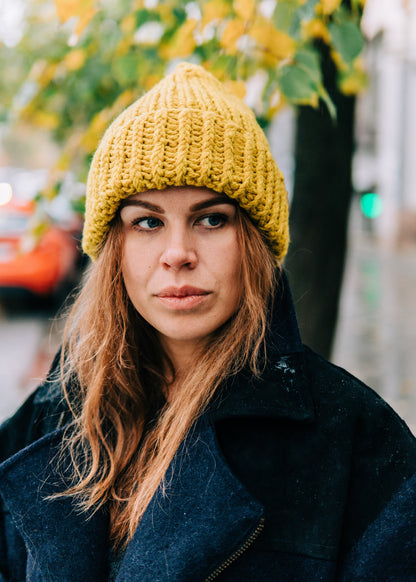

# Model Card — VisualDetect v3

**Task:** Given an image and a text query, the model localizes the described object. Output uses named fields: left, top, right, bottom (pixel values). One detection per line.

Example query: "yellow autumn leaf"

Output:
left=249, top=20, right=296, bottom=62
left=38, top=63, right=57, bottom=87
left=201, top=0, right=229, bottom=29
left=112, top=90, right=137, bottom=114
left=144, top=74, right=162, bottom=91
left=81, top=111, right=111, bottom=152
left=331, top=49, right=348, bottom=72
left=20, top=102, right=36, bottom=120
left=56, top=153, right=71, bottom=172
left=160, top=19, right=197, bottom=59
left=298, top=93, right=319, bottom=108
left=302, top=19, right=331, bottom=43
left=75, top=8, right=98, bottom=36
left=115, top=38, right=133, bottom=57
left=353, top=56, right=366, bottom=74
left=267, top=90, right=286, bottom=119
left=54, top=0, right=94, bottom=23
left=220, top=19, right=246, bottom=55
left=224, top=80, right=246, bottom=100
left=64, top=48, right=86, bottom=71
left=200, top=59, right=227, bottom=82
left=234, top=0, right=255, bottom=22
left=30, top=220, right=49, bottom=240
left=32, top=111, right=60, bottom=129
left=339, top=73, right=366, bottom=95
left=339, top=64, right=367, bottom=95
left=121, top=13, right=136, bottom=35
left=157, top=2, right=177, bottom=26
left=319, top=0, right=342, bottom=15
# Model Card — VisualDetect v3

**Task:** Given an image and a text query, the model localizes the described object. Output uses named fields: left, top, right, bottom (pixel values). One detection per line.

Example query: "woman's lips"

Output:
left=156, top=286, right=211, bottom=310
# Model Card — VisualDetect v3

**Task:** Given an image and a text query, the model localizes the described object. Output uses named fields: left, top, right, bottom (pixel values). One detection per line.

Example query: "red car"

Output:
left=0, top=196, right=80, bottom=298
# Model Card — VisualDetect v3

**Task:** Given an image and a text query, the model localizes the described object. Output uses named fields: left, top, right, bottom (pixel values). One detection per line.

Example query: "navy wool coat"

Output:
left=1, top=278, right=416, bottom=581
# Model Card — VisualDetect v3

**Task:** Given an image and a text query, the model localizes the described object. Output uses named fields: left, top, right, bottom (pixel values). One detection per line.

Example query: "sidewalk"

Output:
left=0, top=309, right=63, bottom=422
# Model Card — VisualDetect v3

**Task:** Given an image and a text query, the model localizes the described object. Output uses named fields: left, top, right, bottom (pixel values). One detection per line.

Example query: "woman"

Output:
left=1, top=63, right=415, bottom=582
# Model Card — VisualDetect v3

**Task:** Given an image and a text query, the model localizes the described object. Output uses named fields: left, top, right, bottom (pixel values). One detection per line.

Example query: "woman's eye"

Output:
left=132, top=217, right=163, bottom=230
left=198, top=214, right=227, bottom=228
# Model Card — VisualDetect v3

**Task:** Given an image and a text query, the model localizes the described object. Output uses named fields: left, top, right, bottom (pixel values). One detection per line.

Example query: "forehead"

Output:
left=121, top=186, right=234, bottom=208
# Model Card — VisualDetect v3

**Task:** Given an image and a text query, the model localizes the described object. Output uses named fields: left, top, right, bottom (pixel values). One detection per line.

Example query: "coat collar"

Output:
left=209, top=271, right=315, bottom=423
left=209, top=350, right=314, bottom=423
left=116, top=417, right=263, bottom=581
left=267, top=270, right=304, bottom=358
left=0, top=419, right=263, bottom=582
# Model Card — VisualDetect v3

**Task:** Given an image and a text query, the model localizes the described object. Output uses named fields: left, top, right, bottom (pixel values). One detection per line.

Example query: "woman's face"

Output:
left=120, top=186, right=242, bottom=359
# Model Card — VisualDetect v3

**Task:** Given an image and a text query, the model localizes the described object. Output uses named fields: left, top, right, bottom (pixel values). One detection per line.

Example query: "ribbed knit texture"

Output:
left=82, top=62, right=289, bottom=261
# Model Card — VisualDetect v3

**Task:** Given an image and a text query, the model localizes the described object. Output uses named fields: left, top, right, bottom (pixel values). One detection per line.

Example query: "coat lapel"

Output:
left=0, top=420, right=263, bottom=582
left=116, top=418, right=264, bottom=582
left=0, top=428, right=109, bottom=582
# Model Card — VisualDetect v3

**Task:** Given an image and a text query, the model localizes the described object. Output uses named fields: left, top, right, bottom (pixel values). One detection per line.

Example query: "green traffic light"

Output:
left=360, top=192, right=383, bottom=219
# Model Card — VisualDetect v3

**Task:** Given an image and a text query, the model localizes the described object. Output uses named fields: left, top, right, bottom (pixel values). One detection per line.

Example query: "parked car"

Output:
left=0, top=170, right=82, bottom=300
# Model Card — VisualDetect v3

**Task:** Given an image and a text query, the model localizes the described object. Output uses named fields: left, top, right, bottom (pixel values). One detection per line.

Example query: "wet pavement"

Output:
left=1, top=204, right=415, bottom=434
left=333, top=201, right=416, bottom=434
left=0, top=300, right=63, bottom=422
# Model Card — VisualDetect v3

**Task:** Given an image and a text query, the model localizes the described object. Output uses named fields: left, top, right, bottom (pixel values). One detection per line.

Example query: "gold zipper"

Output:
left=205, top=517, right=265, bottom=581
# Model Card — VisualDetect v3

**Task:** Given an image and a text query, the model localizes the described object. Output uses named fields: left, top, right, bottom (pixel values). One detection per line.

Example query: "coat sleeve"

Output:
left=340, top=471, right=416, bottom=581
left=0, top=349, right=69, bottom=464
left=334, top=375, right=416, bottom=581
left=0, top=388, right=51, bottom=582
left=0, top=497, right=27, bottom=582
left=0, top=350, right=71, bottom=581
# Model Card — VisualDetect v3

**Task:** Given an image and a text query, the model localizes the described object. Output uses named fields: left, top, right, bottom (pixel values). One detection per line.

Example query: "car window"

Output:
left=0, top=212, right=29, bottom=236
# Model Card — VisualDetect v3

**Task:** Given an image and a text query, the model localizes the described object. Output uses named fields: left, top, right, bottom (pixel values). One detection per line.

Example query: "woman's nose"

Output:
left=160, top=229, right=197, bottom=270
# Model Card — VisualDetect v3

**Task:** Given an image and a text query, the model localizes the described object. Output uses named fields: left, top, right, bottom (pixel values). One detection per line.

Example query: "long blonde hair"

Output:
left=59, top=206, right=278, bottom=548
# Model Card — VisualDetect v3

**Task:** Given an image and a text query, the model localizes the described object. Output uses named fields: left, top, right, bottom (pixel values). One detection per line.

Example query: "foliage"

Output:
left=0, top=0, right=366, bottom=212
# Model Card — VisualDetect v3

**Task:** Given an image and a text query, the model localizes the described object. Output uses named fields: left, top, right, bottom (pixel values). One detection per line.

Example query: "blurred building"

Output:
left=357, top=0, right=416, bottom=246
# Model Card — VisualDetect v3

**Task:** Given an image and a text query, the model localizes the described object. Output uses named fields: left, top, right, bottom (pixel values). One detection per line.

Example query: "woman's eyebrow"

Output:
left=190, top=196, right=236, bottom=212
left=121, top=200, right=164, bottom=212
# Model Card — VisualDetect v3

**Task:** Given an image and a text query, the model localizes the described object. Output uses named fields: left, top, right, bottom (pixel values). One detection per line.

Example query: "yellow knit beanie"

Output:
left=82, top=62, right=289, bottom=262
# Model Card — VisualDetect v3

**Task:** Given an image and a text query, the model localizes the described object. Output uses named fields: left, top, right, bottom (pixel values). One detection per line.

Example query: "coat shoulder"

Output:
left=303, top=345, right=415, bottom=439
left=0, top=350, right=70, bottom=464
left=302, top=345, right=416, bottom=553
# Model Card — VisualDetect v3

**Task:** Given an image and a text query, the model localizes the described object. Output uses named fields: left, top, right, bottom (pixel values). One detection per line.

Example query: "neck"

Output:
left=160, top=337, right=204, bottom=398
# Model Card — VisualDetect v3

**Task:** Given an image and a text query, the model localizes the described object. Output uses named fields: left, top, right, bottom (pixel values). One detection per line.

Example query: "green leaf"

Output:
left=194, top=38, right=221, bottom=61
left=172, top=5, right=187, bottom=26
left=255, top=115, right=270, bottom=130
left=211, top=54, right=239, bottom=79
left=279, top=64, right=318, bottom=103
left=289, top=0, right=320, bottom=38
left=112, top=54, right=139, bottom=85
left=279, top=48, right=336, bottom=116
left=273, top=1, right=297, bottom=33
left=135, top=9, right=162, bottom=27
left=297, top=0, right=320, bottom=20
left=71, top=196, right=86, bottom=215
left=318, top=86, right=337, bottom=120
left=328, top=19, right=364, bottom=64
left=295, top=48, right=322, bottom=84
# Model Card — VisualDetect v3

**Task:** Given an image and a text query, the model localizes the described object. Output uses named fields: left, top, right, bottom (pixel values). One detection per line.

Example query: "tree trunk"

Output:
left=285, top=46, right=356, bottom=359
